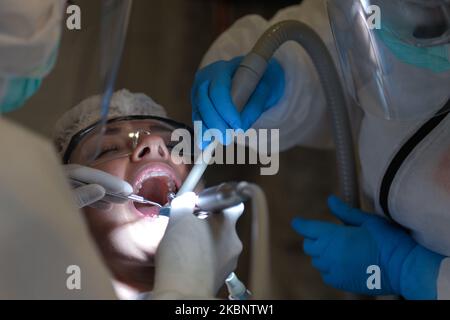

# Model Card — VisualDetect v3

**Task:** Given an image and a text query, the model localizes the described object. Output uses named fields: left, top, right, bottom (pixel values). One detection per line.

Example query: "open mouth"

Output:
left=131, top=164, right=181, bottom=217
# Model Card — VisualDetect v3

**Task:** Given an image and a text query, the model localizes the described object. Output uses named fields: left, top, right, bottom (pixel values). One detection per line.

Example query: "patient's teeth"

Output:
left=167, top=180, right=175, bottom=192
left=134, top=169, right=179, bottom=195
left=167, top=192, right=176, bottom=202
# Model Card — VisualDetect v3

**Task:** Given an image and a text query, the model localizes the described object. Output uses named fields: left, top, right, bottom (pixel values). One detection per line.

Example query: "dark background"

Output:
left=6, top=0, right=344, bottom=299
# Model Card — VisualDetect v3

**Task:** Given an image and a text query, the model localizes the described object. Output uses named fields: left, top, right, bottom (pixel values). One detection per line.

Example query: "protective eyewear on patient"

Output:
left=64, top=116, right=194, bottom=166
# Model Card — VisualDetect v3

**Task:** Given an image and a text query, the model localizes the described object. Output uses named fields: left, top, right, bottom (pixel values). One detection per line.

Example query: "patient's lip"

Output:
left=131, top=162, right=182, bottom=193
left=127, top=162, right=182, bottom=218
left=130, top=204, right=160, bottom=218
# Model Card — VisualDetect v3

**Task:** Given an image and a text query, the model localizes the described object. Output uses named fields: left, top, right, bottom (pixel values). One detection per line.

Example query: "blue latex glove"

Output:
left=191, top=56, right=285, bottom=147
left=291, top=196, right=444, bottom=299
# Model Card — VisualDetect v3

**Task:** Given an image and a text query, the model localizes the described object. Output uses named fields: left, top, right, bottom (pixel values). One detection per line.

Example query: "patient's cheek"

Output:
left=93, top=160, right=127, bottom=179
left=434, top=148, right=450, bottom=193
left=82, top=206, right=114, bottom=228
left=176, top=163, right=190, bottom=180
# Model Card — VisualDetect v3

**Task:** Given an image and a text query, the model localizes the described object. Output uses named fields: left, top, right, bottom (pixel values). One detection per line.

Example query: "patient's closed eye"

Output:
left=96, top=146, right=119, bottom=159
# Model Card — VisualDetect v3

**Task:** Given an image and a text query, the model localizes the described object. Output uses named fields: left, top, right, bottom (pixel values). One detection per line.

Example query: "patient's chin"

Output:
left=108, top=214, right=169, bottom=265
left=82, top=203, right=169, bottom=276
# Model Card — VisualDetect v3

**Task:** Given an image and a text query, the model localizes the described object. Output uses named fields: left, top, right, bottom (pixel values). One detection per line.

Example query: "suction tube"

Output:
left=197, top=182, right=272, bottom=299
left=236, top=182, right=272, bottom=299
left=179, top=20, right=358, bottom=206
left=231, top=20, right=359, bottom=207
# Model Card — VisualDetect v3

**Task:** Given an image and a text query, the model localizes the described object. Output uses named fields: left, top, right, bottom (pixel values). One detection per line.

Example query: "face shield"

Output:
left=327, top=0, right=450, bottom=121
left=63, top=116, right=194, bottom=167
left=380, top=0, right=450, bottom=48
left=92, top=0, right=133, bottom=158
left=0, top=0, right=132, bottom=118
left=0, top=0, right=65, bottom=113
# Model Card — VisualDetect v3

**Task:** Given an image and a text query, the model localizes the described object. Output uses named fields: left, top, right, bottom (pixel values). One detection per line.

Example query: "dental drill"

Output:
left=160, top=181, right=272, bottom=299
left=160, top=182, right=247, bottom=217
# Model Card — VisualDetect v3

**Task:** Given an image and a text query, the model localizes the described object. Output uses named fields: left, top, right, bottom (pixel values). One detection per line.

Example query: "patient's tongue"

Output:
left=135, top=176, right=169, bottom=217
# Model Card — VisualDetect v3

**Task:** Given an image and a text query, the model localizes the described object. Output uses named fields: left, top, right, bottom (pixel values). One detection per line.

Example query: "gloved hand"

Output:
left=152, top=192, right=244, bottom=299
left=64, top=164, right=133, bottom=210
left=291, top=195, right=444, bottom=300
left=191, top=56, right=285, bottom=147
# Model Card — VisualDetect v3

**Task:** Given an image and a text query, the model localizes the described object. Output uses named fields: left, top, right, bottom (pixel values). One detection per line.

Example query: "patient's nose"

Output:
left=131, top=135, right=169, bottom=162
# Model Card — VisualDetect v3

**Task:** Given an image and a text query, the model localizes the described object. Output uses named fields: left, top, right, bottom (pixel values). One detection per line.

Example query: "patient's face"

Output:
left=70, top=119, right=190, bottom=292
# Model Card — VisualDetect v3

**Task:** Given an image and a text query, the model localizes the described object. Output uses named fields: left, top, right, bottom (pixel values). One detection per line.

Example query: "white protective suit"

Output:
left=199, top=0, right=450, bottom=299
left=0, top=0, right=116, bottom=299
left=0, top=119, right=116, bottom=299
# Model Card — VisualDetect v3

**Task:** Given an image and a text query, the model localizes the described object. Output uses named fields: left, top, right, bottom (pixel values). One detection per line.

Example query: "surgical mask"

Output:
left=0, top=77, right=42, bottom=112
left=0, top=0, right=64, bottom=113
left=327, top=0, right=450, bottom=121
left=0, top=46, right=58, bottom=113
left=378, top=26, right=450, bottom=73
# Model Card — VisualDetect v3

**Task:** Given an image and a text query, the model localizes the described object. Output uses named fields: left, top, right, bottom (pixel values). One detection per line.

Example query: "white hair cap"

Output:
left=53, top=89, right=168, bottom=158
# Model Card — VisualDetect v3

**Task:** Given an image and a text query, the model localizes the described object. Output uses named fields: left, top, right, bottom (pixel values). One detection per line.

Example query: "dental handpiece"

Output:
left=159, top=182, right=249, bottom=217
left=70, top=178, right=162, bottom=207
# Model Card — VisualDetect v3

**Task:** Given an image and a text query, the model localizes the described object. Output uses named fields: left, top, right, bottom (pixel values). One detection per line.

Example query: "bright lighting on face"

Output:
left=109, top=215, right=170, bottom=263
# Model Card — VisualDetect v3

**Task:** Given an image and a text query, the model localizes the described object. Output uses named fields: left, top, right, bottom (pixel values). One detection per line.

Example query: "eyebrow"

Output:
left=149, top=125, right=173, bottom=132
left=104, top=127, right=122, bottom=135
left=99, top=123, right=173, bottom=136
